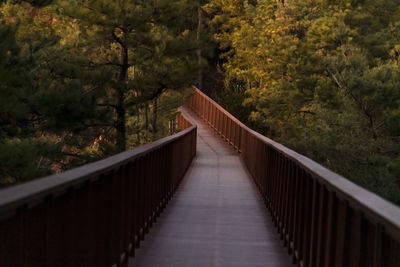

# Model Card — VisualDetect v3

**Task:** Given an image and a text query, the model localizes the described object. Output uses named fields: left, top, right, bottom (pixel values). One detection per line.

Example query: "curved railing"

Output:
left=0, top=112, right=196, bottom=267
left=188, top=89, right=400, bottom=267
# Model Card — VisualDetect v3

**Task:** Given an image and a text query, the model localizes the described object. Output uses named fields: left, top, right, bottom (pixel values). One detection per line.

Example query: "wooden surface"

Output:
left=129, top=107, right=292, bottom=267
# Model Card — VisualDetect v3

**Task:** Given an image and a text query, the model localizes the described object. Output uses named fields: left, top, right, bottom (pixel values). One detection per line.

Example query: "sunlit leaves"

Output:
left=209, top=0, right=400, bottom=204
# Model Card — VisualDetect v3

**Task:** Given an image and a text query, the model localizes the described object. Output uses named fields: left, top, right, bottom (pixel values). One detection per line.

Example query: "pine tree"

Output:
left=0, top=0, right=66, bottom=185
left=206, top=0, right=400, bottom=204
left=56, top=0, right=200, bottom=152
left=0, top=0, right=200, bottom=185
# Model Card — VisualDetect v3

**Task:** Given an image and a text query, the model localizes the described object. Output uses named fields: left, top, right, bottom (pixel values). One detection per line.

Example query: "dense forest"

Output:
left=1, top=0, right=400, bottom=204
left=0, top=0, right=200, bottom=186
left=202, top=0, right=400, bottom=204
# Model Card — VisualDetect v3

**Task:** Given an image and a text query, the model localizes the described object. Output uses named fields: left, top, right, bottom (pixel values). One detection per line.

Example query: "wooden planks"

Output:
left=130, top=108, right=292, bottom=267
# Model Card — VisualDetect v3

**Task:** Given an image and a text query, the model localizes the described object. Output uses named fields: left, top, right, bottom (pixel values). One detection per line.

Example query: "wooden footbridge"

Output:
left=0, top=89, right=399, bottom=267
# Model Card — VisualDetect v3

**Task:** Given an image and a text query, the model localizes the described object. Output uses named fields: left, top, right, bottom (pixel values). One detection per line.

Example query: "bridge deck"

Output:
left=130, top=108, right=292, bottom=267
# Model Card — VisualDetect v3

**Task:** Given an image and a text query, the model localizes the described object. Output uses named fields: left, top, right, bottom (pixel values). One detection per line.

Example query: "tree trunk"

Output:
left=152, top=97, right=158, bottom=140
left=145, top=102, right=149, bottom=141
left=136, top=104, right=140, bottom=145
left=197, top=5, right=203, bottom=90
left=115, top=42, right=128, bottom=152
left=115, top=88, right=126, bottom=152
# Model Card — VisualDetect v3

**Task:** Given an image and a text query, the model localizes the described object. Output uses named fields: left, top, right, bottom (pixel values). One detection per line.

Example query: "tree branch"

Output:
left=112, top=28, right=127, bottom=49
left=297, top=110, right=316, bottom=115
left=327, top=69, right=343, bottom=89
left=97, top=103, right=119, bottom=109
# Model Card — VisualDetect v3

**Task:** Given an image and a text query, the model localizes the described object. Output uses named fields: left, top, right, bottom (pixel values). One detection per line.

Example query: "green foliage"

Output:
left=0, top=138, right=63, bottom=185
left=0, top=5, right=66, bottom=185
left=206, top=0, right=400, bottom=204
left=0, top=0, right=200, bottom=186
left=54, top=0, right=200, bottom=152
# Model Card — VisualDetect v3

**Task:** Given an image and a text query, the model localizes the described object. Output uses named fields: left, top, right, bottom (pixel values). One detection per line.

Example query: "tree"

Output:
left=56, top=0, right=200, bottom=152
left=0, top=0, right=67, bottom=184
left=205, top=0, right=400, bottom=204
left=0, top=0, right=200, bottom=185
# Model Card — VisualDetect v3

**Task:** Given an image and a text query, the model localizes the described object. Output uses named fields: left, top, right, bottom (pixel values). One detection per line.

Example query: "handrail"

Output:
left=0, top=112, right=196, bottom=267
left=187, top=88, right=400, bottom=267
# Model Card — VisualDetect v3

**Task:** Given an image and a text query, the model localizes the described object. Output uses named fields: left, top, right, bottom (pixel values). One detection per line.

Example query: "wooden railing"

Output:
left=0, top=112, right=196, bottom=267
left=187, top=88, right=400, bottom=267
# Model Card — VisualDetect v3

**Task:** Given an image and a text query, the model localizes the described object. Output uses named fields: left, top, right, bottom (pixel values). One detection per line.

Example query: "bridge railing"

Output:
left=187, top=88, right=400, bottom=267
left=0, top=112, right=196, bottom=267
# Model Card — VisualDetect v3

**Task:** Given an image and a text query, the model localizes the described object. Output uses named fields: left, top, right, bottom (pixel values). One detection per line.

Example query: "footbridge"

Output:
left=0, top=89, right=399, bottom=267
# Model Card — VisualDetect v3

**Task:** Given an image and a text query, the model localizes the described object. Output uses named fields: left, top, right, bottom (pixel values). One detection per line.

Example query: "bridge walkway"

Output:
left=130, top=107, right=292, bottom=267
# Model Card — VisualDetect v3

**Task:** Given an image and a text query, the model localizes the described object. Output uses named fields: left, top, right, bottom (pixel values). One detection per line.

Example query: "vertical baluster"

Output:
left=138, top=157, right=146, bottom=243
left=194, top=93, right=199, bottom=114
left=224, top=113, right=229, bottom=143
left=233, top=124, right=237, bottom=149
left=334, top=199, right=350, bottom=267
left=276, top=155, right=285, bottom=231
left=144, top=154, right=151, bottom=235
left=256, top=139, right=262, bottom=188
left=261, top=143, right=268, bottom=198
left=109, top=169, right=121, bottom=265
left=277, top=156, right=285, bottom=236
left=25, top=200, right=48, bottom=266
left=272, top=151, right=280, bottom=222
left=265, top=146, right=273, bottom=207
left=218, top=109, right=222, bottom=135
left=100, top=176, right=113, bottom=266
left=236, top=124, right=240, bottom=150
left=159, top=147, right=166, bottom=213
left=348, top=209, right=363, bottom=267
left=148, top=153, right=155, bottom=229
left=212, top=105, right=216, bottom=129
left=204, top=99, right=208, bottom=122
left=195, top=93, right=198, bottom=111
left=227, top=118, right=231, bottom=144
left=207, top=100, right=211, bottom=123
left=315, top=186, right=328, bottom=267
left=117, top=166, right=127, bottom=265
left=361, top=220, right=375, bottom=267
left=200, top=96, right=205, bottom=119
left=222, top=114, right=226, bottom=139
left=282, top=159, right=291, bottom=246
left=216, top=109, right=220, bottom=134
left=154, top=150, right=159, bottom=219
left=133, top=159, right=141, bottom=250
left=227, top=118, right=232, bottom=143
left=294, top=169, right=305, bottom=264
left=238, top=127, right=242, bottom=153
left=130, top=160, right=138, bottom=257
left=301, top=174, right=313, bottom=267
left=46, top=192, right=69, bottom=266
left=71, top=185, right=91, bottom=266
left=156, top=149, right=162, bottom=218
left=268, top=149, right=275, bottom=212
left=209, top=102, right=213, bottom=126
left=322, top=191, right=337, bottom=267
left=215, top=109, right=221, bottom=134
left=121, top=164, right=131, bottom=266
left=308, top=179, right=321, bottom=267
left=227, top=116, right=231, bottom=142
left=0, top=208, right=25, bottom=266
left=371, top=224, right=382, bottom=267
left=291, top=166, right=301, bottom=264
left=195, top=93, right=199, bottom=114
left=286, top=161, right=295, bottom=255
left=219, top=110, right=223, bottom=135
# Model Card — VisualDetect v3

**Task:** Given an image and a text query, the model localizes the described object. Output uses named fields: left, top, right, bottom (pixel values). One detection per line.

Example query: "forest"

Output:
left=1, top=0, right=400, bottom=205
left=0, top=0, right=200, bottom=185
